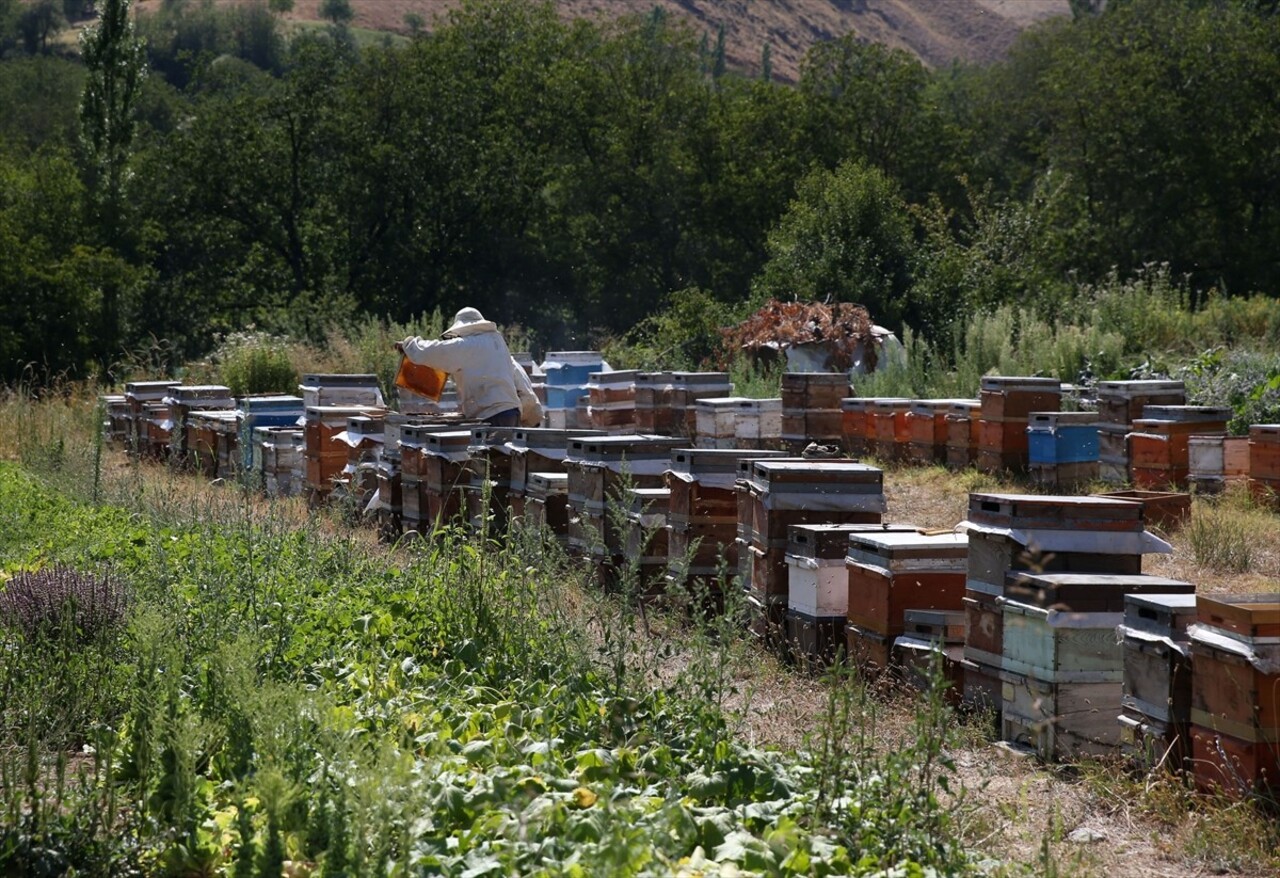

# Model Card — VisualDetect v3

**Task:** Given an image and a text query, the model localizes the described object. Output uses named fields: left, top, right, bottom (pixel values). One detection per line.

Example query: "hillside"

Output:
left=238, top=0, right=1070, bottom=81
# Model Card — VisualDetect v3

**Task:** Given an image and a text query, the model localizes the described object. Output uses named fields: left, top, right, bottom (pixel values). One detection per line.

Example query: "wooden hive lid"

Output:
left=1005, top=572, right=1193, bottom=611
left=635, top=371, right=675, bottom=385
left=840, top=397, right=878, bottom=412
left=869, top=397, right=915, bottom=412
left=694, top=396, right=756, bottom=410
left=1028, top=411, right=1098, bottom=428
left=669, top=371, right=732, bottom=387
left=527, top=472, right=569, bottom=493
left=781, top=372, right=850, bottom=386
left=911, top=398, right=974, bottom=415
left=847, top=530, right=968, bottom=560
left=588, top=370, right=639, bottom=385
left=787, top=523, right=920, bottom=560
left=1196, top=593, right=1280, bottom=639
left=627, top=487, right=670, bottom=516
left=1248, top=424, right=1280, bottom=440
left=751, top=459, right=883, bottom=487
left=979, top=376, right=1062, bottom=392
left=1096, top=379, right=1185, bottom=396
left=967, top=492, right=1144, bottom=531
left=1139, top=405, right=1233, bottom=422
left=947, top=400, right=981, bottom=414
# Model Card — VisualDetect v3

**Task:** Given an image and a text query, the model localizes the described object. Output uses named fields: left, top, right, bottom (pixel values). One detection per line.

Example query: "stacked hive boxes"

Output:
left=526, top=472, right=571, bottom=540
left=781, top=373, right=848, bottom=451
left=563, top=435, right=682, bottom=581
left=100, top=394, right=130, bottom=446
left=956, top=493, right=1172, bottom=727
left=124, top=381, right=179, bottom=458
left=694, top=398, right=783, bottom=450
left=1248, top=425, right=1280, bottom=504
left=665, top=449, right=786, bottom=594
left=400, top=424, right=471, bottom=532
left=976, top=377, right=1061, bottom=473
left=300, top=374, right=385, bottom=499
left=998, top=572, right=1193, bottom=761
left=634, top=372, right=675, bottom=434
left=506, top=428, right=602, bottom=521
left=738, top=460, right=885, bottom=641
left=668, top=372, right=734, bottom=439
left=1128, top=405, right=1231, bottom=489
left=944, top=400, right=981, bottom=470
left=1189, top=594, right=1280, bottom=797
left=254, top=427, right=303, bottom=497
left=893, top=609, right=968, bottom=704
left=587, top=370, right=638, bottom=433
left=869, top=398, right=913, bottom=462
left=238, top=395, right=305, bottom=474
left=1188, top=435, right=1250, bottom=495
left=464, top=426, right=516, bottom=533
left=840, top=398, right=875, bottom=457
left=337, top=413, right=388, bottom=504
left=1118, top=593, right=1198, bottom=768
left=1095, top=380, right=1186, bottom=483
left=906, top=400, right=969, bottom=465
left=845, top=530, right=968, bottom=672
left=169, top=386, right=235, bottom=470
left=1026, top=411, right=1100, bottom=489
left=622, top=487, right=671, bottom=595
left=784, top=524, right=912, bottom=666
left=542, top=352, right=603, bottom=429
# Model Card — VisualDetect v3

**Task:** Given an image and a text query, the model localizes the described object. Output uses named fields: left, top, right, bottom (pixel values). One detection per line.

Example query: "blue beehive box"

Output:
left=545, top=384, right=589, bottom=410
left=239, top=394, right=305, bottom=470
left=1027, top=411, right=1099, bottom=465
left=542, top=351, right=604, bottom=388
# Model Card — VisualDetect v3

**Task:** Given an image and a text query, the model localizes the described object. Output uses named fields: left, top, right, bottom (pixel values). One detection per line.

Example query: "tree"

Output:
left=752, top=160, right=915, bottom=328
left=17, top=0, right=66, bottom=54
left=320, top=0, right=352, bottom=27
left=79, top=0, right=147, bottom=365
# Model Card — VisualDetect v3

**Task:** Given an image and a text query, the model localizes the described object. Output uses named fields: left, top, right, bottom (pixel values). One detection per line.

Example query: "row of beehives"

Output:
left=100, top=377, right=1278, bottom=799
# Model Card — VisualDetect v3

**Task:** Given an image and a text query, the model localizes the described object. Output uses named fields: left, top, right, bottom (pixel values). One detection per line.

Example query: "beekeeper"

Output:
left=397, top=308, right=542, bottom=427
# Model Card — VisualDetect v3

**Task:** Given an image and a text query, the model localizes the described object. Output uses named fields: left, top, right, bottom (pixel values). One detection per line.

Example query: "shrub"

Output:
left=215, top=332, right=299, bottom=396
left=0, top=565, right=129, bottom=643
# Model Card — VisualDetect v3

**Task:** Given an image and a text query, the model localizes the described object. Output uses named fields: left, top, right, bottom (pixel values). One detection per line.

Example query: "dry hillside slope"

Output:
left=211, top=0, right=1069, bottom=80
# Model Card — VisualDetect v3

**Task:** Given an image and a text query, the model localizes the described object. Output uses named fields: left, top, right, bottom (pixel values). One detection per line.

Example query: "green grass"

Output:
left=0, top=436, right=978, bottom=876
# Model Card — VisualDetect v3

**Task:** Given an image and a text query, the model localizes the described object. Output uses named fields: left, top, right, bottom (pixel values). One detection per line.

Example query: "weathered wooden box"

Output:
left=845, top=531, right=967, bottom=639
left=1001, top=670, right=1123, bottom=761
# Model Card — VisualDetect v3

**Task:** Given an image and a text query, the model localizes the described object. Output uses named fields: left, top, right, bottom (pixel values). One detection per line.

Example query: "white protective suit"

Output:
left=401, top=308, right=542, bottom=425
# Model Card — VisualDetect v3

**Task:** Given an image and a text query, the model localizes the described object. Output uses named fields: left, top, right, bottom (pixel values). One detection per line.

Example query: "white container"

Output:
left=786, top=554, right=848, bottom=617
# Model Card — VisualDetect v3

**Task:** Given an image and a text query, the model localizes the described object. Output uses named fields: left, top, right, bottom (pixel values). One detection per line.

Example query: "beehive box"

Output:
left=587, top=370, right=638, bottom=432
left=841, top=398, right=876, bottom=457
left=1097, top=425, right=1131, bottom=484
left=1249, top=424, right=1280, bottom=505
left=1092, top=489, right=1191, bottom=533
left=566, top=435, right=684, bottom=511
left=1189, top=602, right=1280, bottom=796
left=846, top=531, right=968, bottom=640
left=1188, top=435, right=1250, bottom=494
left=999, top=598, right=1124, bottom=682
left=944, top=400, right=981, bottom=470
left=124, top=381, right=181, bottom=456
left=894, top=608, right=967, bottom=704
left=1001, top=670, right=1123, bottom=761
left=238, top=395, right=305, bottom=472
left=906, top=399, right=969, bottom=465
left=845, top=622, right=892, bottom=673
left=1026, top=411, right=1099, bottom=465
left=967, top=493, right=1145, bottom=533
left=1003, top=572, right=1194, bottom=614
left=977, top=376, right=1061, bottom=473
left=869, top=398, right=913, bottom=463
left=695, top=397, right=758, bottom=449
left=781, top=372, right=848, bottom=448
left=667, top=448, right=787, bottom=524
left=507, top=428, right=602, bottom=496
left=1095, top=380, right=1186, bottom=427
left=786, top=524, right=904, bottom=618
left=785, top=610, right=846, bottom=668
left=299, top=373, right=383, bottom=408
left=746, top=460, right=885, bottom=543
left=669, top=372, right=734, bottom=438
left=634, top=372, right=675, bottom=434
left=621, top=487, right=670, bottom=593
left=169, top=385, right=236, bottom=463
left=525, top=472, right=570, bottom=539
left=1120, top=593, right=1197, bottom=767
